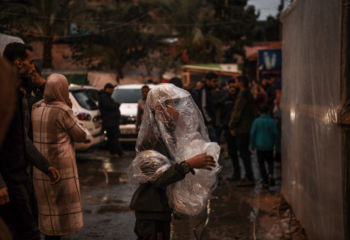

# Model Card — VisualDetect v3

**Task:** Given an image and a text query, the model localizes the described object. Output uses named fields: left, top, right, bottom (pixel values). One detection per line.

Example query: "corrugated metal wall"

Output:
left=281, top=0, right=346, bottom=239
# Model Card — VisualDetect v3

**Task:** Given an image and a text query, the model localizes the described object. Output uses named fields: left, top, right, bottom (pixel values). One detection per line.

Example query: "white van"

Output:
left=0, top=33, right=24, bottom=55
left=111, top=84, right=156, bottom=142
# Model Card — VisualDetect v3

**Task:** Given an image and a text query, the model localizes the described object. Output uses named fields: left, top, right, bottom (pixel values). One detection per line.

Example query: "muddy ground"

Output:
left=63, top=145, right=308, bottom=240
left=0, top=145, right=308, bottom=240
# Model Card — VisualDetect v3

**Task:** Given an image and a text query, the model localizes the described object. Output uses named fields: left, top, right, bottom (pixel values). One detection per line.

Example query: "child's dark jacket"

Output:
left=130, top=163, right=187, bottom=221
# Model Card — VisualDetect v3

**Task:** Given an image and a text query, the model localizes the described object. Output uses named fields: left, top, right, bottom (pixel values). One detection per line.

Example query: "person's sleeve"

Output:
left=250, top=120, right=257, bottom=149
left=153, top=163, right=187, bottom=189
left=229, top=94, right=247, bottom=129
left=0, top=174, right=6, bottom=188
left=61, top=109, right=88, bottom=143
left=25, top=135, right=51, bottom=174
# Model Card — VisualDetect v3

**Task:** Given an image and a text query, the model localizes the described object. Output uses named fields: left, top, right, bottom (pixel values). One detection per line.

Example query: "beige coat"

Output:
left=32, top=74, right=87, bottom=236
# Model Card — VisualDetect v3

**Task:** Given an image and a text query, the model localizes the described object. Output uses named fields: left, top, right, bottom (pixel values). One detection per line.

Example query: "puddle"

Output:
left=97, top=205, right=130, bottom=214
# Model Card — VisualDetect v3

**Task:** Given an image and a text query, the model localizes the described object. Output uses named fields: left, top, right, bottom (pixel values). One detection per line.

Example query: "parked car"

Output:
left=0, top=33, right=24, bottom=54
left=111, top=84, right=157, bottom=142
left=69, top=84, right=104, bottom=150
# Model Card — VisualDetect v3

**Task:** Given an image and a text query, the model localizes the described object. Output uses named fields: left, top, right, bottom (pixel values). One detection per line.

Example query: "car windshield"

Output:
left=71, top=89, right=98, bottom=110
left=112, top=88, right=142, bottom=103
left=85, top=89, right=99, bottom=104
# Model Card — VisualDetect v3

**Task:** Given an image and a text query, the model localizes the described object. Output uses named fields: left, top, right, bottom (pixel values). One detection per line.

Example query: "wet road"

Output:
left=62, top=146, right=287, bottom=240
left=66, top=149, right=136, bottom=240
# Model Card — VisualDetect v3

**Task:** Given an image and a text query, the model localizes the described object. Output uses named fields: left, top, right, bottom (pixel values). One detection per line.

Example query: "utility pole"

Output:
left=278, top=0, right=284, bottom=16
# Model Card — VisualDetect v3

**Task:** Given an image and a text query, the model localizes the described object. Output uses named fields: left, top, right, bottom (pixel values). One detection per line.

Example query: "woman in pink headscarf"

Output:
left=31, top=73, right=88, bottom=240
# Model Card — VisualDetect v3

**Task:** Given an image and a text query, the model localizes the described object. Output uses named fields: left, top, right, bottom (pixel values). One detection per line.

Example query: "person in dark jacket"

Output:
left=222, top=79, right=240, bottom=181
left=29, top=62, right=46, bottom=107
left=229, top=75, right=256, bottom=186
left=198, top=72, right=218, bottom=142
left=0, top=42, right=61, bottom=240
left=262, top=77, right=276, bottom=115
left=136, top=85, right=150, bottom=131
left=98, top=83, right=124, bottom=157
left=211, top=80, right=228, bottom=144
left=190, top=80, right=204, bottom=107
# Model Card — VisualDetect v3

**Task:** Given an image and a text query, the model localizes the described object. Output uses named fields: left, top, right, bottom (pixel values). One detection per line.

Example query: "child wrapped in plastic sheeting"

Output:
left=129, top=84, right=220, bottom=239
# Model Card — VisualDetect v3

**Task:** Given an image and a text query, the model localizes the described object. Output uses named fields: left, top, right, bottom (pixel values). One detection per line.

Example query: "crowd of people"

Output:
left=175, top=72, right=281, bottom=188
left=0, top=42, right=91, bottom=240
left=0, top=40, right=280, bottom=240
left=197, top=73, right=279, bottom=187
left=130, top=73, right=280, bottom=239
left=137, top=72, right=280, bottom=188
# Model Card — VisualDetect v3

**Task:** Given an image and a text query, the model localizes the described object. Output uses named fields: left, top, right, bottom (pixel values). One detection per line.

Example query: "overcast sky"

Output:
left=248, top=0, right=281, bottom=20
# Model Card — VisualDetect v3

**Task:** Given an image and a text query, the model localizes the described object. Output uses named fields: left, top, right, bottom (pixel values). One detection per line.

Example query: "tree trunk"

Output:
left=115, top=63, right=124, bottom=84
left=42, top=37, right=53, bottom=69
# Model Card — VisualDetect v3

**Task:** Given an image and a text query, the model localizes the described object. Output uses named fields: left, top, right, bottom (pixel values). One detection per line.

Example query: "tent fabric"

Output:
left=281, top=0, right=346, bottom=239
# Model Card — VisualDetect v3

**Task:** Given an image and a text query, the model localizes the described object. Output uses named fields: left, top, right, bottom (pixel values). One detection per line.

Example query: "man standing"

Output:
left=0, top=42, right=61, bottom=240
left=136, top=85, right=150, bottom=131
left=98, top=83, right=124, bottom=158
left=223, top=79, right=240, bottom=181
left=262, top=77, right=276, bottom=115
left=198, top=72, right=217, bottom=142
left=229, top=75, right=256, bottom=186
left=190, top=80, right=204, bottom=107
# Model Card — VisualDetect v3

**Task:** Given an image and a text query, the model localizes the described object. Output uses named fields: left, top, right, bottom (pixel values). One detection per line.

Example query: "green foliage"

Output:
left=0, top=0, right=87, bottom=68
left=0, top=0, right=278, bottom=78
left=252, top=16, right=281, bottom=42
left=64, top=73, right=88, bottom=85
left=153, top=0, right=223, bottom=64
left=206, top=0, right=259, bottom=63
left=71, top=0, right=160, bottom=82
left=42, top=70, right=88, bottom=85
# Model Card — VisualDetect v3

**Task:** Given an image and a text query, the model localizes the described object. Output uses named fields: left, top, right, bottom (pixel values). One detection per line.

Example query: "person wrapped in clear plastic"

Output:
left=129, top=84, right=220, bottom=240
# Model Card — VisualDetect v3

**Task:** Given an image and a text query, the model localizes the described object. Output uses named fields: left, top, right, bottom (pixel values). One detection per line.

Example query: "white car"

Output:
left=69, top=84, right=104, bottom=150
left=111, top=84, right=157, bottom=142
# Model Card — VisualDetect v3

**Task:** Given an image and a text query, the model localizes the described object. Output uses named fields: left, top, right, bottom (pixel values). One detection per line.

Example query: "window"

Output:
left=112, top=88, right=142, bottom=103
left=72, top=90, right=98, bottom=110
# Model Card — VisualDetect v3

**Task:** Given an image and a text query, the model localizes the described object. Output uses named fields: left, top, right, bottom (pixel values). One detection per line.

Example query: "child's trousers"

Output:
left=257, top=150, right=274, bottom=181
left=134, top=219, right=170, bottom=240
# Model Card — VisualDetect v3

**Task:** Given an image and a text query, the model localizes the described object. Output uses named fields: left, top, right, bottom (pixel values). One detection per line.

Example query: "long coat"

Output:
left=32, top=100, right=87, bottom=236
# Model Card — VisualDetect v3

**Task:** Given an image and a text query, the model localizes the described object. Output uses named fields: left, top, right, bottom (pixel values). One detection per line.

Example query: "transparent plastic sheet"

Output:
left=132, top=84, right=221, bottom=216
left=281, top=1, right=345, bottom=239
left=166, top=140, right=220, bottom=215
left=128, top=150, right=171, bottom=184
